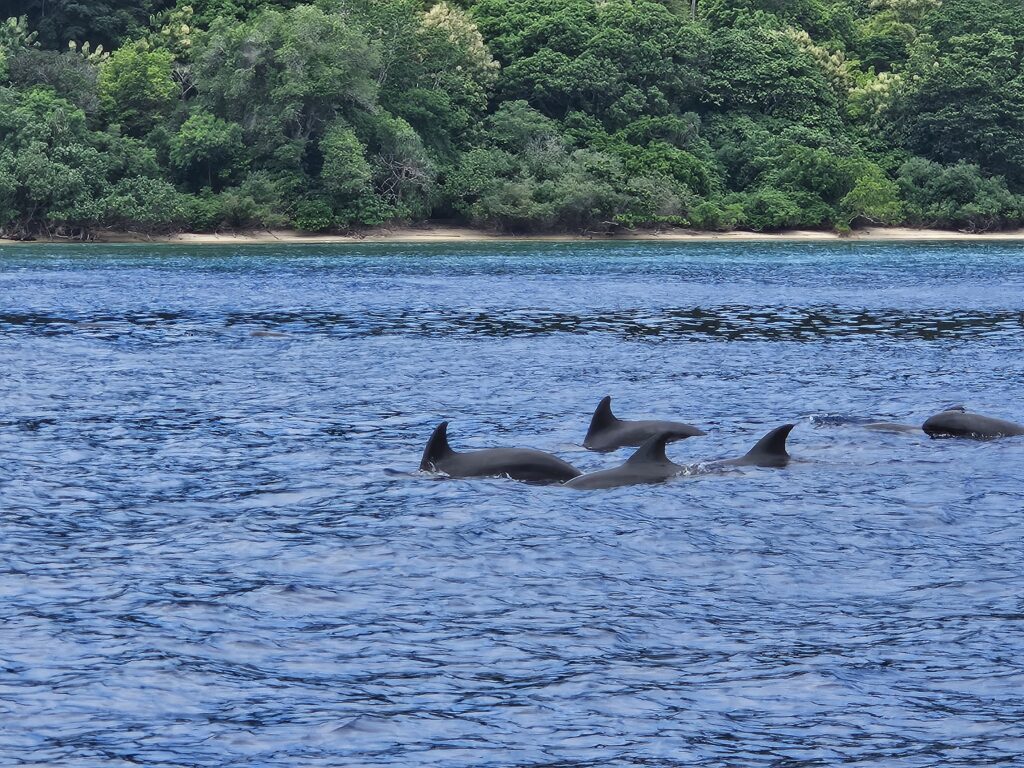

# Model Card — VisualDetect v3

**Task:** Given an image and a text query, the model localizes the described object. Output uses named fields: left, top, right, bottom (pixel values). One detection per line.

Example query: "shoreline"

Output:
left=6, top=225, right=1024, bottom=245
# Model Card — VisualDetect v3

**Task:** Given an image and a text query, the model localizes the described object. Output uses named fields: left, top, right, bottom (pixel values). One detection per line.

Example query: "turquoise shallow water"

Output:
left=1, top=241, right=1024, bottom=766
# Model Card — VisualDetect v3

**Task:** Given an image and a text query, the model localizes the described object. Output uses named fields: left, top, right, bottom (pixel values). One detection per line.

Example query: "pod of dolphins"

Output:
left=418, top=398, right=1024, bottom=490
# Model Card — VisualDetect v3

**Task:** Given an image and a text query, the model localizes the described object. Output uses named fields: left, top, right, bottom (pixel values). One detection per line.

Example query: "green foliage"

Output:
left=0, top=85, right=184, bottom=237
left=6, top=48, right=100, bottom=113
left=889, top=29, right=1024, bottom=185
left=355, top=110, right=435, bottom=219
left=474, top=0, right=708, bottom=129
left=0, top=1, right=162, bottom=49
left=193, top=5, right=378, bottom=157
left=316, top=121, right=386, bottom=225
left=353, top=0, right=497, bottom=155
left=840, top=166, right=903, bottom=227
left=737, top=188, right=802, bottom=231
left=2, top=0, right=1024, bottom=236
left=702, top=0, right=856, bottom=44
left=169, top=111, right=245, bottom=190
left=213, top=171, right=292, bottom=230
left=293, top=198, right=334, bottom=232
left=101, top=176, right=189, bottom=232
left=98, top=43, right=176, bottom=134
left=898, top=158, right=1023, bottom=231
left=0, top=15, right=40, bottom=52
left=705, top=24, right=841, bottom=128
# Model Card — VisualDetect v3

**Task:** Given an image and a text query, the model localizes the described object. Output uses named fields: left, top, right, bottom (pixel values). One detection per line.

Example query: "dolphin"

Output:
left=583, top=395, right=705, bottom=452
left=702, top=424, right=796, bottom=469
left=567, top=423, right=796, bottom=490
left=566, top=432, right=686, bottom=490
left=419, top=422, right=581, bottom=483
left=922, top=410, right=1024, bottom=440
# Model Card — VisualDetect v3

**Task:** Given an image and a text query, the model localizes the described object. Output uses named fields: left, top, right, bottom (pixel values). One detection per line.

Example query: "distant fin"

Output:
left=420, top=421, right=454, bottom=470
left=743, top=424, right=795, bottom=462
left=625, top=432, right=672, bottom=465
left=585, top=396, right=618, bottom=439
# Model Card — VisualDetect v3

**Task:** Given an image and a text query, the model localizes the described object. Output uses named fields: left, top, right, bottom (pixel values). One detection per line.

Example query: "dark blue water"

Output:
left=2, top=242, right=1024, bottom=767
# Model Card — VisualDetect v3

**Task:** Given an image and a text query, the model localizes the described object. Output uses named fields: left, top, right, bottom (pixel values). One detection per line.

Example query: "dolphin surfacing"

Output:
left=583, top=396, right=705, bottom=452
left=419, top=422, right=581, bottom=483
left=566, top=432, right=686, bottom=490
left=922, top=410, right=1024, bottom=440
left=705, top=423, right=796, bottom=469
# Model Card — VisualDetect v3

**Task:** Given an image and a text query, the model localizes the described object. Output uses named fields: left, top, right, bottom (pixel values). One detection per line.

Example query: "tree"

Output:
left=318, top=122, right=373, bottom=207
left=98, top=42, right=176, bottom=135
left=6, top=48, right=101, bottom=113
left=0, top=0, right=169, bottom=50
left=890, top=31, right=1024, bottom=186
left=473, top=0, right=708, bottom=129
left=839, top=167, right=902, bottom=228
left=898, top=157, right=1023, bottom=231
left=100, top=175, right=188, bottom=233
left=192, top=5, right=379, bottom=159
left=0, top=85, right=184, bottom=238
left=169, top=111, right=245, bottom=190
left=704, top=24, right=842, bottom=129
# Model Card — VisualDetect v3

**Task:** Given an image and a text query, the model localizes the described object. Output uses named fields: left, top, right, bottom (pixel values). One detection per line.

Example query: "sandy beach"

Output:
left=8, top=224, right=1024, bottom=245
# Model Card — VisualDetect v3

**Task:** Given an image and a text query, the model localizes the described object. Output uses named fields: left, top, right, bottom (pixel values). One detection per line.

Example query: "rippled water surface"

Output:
left=3, top=241, right=1024, bottom=766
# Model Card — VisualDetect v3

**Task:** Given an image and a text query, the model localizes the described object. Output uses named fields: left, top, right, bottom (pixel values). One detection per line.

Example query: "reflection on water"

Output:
left=2, top=242, right=1024, bottom=767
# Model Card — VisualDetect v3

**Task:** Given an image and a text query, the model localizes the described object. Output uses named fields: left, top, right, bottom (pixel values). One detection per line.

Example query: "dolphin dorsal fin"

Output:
left=626, top=432, right=672, bottom=465
left=420, top=421, right=455, bottom=470
left=587, top=396, right=618, bottom=435
left=743, top=424, right=795, bottom=461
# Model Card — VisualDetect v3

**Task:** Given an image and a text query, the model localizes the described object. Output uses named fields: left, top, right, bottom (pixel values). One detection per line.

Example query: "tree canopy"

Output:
left=2, top=0, right=1024, bottom=238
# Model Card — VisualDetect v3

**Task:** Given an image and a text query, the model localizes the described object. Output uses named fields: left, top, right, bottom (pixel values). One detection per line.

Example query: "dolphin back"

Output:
left=567, top=432, right=681, bottom=490
left=625, top=432, right=672, bottom=466
left=923, top=410, right=1024, bottom=439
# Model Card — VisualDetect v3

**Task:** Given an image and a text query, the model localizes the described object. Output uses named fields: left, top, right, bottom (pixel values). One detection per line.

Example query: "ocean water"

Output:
left=1, top=241, right=1023, bottom=766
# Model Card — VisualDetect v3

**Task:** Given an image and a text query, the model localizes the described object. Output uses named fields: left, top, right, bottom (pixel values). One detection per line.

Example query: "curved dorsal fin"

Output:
left=625, top=432, right=672, bottom=465
left=587, top=395, right=618, bottom=435
left=743, top=424, right=794, bottom=461
left=420, top=421, right=455, bottom=470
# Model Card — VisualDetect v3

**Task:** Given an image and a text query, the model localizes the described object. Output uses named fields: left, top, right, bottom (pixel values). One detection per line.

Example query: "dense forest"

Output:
left=1, top=0, right=1023, bottom=237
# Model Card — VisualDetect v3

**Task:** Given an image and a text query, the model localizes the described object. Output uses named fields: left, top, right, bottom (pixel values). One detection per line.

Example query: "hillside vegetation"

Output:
left=2, top=0, right=1023, bottom=237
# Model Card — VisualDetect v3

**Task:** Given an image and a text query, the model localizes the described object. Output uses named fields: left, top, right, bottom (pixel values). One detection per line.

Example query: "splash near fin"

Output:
left=420, top=421, right=454, bottom=470
left=743, top=424, right=795, bottom=464
left=625, top=432, right=672, bottom=465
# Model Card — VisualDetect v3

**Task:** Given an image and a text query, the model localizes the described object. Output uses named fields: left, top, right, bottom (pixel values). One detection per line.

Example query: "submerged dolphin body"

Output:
left=583, top=395, right=705, bottom=452
left=702, top=423, right=796, bottom=469
left=922, top=410, right=1024, bottom=440
left=566, top=432, right=686, bottom=490
left=419, top=422, right=581, bottom=483
left=863, top=422, right=924, bottom=434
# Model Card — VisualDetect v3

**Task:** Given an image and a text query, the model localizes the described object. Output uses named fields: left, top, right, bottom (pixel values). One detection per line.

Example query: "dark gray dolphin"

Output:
left=419, top=422, right=581, bottom=483
left=566, top=432, right=685, bottom=490
left=583, top=395, right=705, bottom=452
left=922, top=410, right=1024, bottom=440
left=703, top=424, right=796, bottom=469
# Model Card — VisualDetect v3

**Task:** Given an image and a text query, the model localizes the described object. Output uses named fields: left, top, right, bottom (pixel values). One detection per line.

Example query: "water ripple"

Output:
left=2, top=242, right=1024, bottom=766
left=2, top=305, right=1023, bottom=342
